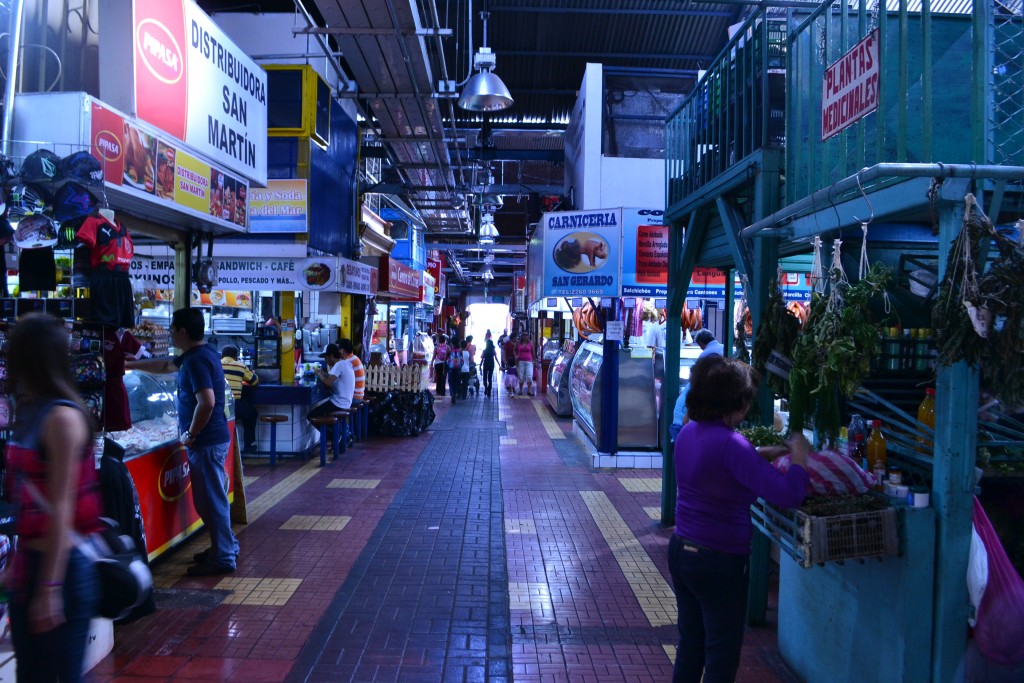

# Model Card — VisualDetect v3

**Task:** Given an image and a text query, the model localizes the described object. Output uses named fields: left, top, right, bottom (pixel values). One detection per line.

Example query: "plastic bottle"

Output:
left=848, top=414, right=868, bottom=467
left=917, top=388, right=936, bottom=453
left=867, top=420, right=887, bottom=490
left=914, top=329, right=930, bottom=372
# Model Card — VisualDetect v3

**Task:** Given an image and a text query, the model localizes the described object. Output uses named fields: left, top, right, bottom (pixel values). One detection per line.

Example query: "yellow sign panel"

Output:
left=248, top=179, right=308, bottom=234
left=174, top=151, right=212, bottom=214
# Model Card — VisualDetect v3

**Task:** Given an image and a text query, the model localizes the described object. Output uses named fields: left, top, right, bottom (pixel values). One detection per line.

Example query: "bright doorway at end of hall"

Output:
left=466, top=303, right=510, bottom=364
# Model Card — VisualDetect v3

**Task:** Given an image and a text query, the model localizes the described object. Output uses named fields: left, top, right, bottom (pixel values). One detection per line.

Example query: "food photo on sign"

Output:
left=123, top=122, right=156, bottom=193
left=300, top=259, right=335, bottom=290
left=155, top=143, right=175, bottom=199
left=553, top=231, right=610, bottom=273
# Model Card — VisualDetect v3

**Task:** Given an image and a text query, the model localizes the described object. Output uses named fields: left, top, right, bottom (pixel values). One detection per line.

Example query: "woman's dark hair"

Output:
left=9, top=314, right=92, bottom=422
left=439, top=334, right=448, bottom=343
left=172, top=307, right=205, bottom=341
left=685, top=355, right=759, bottom=423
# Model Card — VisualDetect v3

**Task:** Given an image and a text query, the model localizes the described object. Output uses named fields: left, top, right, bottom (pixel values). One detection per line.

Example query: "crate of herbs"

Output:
left=752, top=494, right=899, bottom=568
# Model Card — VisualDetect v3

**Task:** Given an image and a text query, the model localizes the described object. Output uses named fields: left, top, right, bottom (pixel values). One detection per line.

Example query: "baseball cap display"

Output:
left=14, top=213, right=58, bottom=249
left=20, top=149, right=62, bottom=184
left=6, top=184, right=47, bottom=221
left=59, top=151, right=104, bottom=185
left=53, top=182, right=98, bottom=222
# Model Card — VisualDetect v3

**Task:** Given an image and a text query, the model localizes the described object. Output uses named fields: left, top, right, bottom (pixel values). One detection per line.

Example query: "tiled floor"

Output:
left=89, top=390, right=799, bottom=682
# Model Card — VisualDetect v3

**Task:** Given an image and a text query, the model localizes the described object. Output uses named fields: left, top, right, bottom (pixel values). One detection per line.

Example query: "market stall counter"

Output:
left=107, top=370, right=238, bottom=561
left=249, top=382, right=320, bottom=456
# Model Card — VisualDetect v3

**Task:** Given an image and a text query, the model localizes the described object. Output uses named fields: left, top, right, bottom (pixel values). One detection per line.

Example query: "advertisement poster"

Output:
left=337, top=257, right=377, bottom=296
left=90, top=102, right=248, bottom=229
left=247, top=180, right=308, bottom=233
left=378, top=256, right=421, bottom=300
left=131, top=256, right=337, bottom=291
left=621, top=208, right=667, bottom=296
left=821, top=29, right=880, bottom=141
left=542, top=209, right=622, bottom=297
left=132, top=0, right=268, bottom=184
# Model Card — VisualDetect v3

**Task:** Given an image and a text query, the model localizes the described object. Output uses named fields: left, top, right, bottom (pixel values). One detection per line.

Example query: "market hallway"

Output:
left=89, top=392, right=798, bottom=682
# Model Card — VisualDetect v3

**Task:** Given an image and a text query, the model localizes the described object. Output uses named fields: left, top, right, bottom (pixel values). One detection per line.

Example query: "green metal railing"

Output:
left=666, top=11, right=787, bottom=206
left=786, top=0, right=1022, bottom=204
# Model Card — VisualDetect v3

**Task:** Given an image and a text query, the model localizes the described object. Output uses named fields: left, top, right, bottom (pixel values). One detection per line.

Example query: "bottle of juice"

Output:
left=848, top=414, right=868, bottom=467
left=917, top=388, right=936, bottom=452
left=867, top=420, right=887, bottom=489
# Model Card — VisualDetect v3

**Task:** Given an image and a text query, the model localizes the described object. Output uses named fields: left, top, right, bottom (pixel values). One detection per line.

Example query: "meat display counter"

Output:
left=106, top=370, right=237, bottom=560
left=546, top=339, right=579, bottom=416
left=569, top=338, right=659, bottom=449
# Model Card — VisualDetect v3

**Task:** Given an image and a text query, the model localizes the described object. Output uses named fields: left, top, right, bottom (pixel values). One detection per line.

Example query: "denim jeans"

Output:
left=187, top=441, right=238, bottom=568
left=10, top=547, right=99, bottom=683
left=668, top=534, right=750, bottom=683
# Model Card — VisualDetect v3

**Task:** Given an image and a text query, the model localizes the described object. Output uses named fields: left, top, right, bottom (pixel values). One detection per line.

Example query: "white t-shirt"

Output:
left=328, top=358, right=355, bottom=409
left=459, top=349, right=471, bottom=373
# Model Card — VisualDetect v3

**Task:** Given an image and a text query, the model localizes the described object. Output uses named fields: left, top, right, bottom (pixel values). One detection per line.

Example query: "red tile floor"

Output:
left=88, top=389, right=800, bottom=682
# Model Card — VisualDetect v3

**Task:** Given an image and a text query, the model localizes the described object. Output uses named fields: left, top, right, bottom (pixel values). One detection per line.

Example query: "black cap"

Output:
left=20, top=149, right=62, bottom=184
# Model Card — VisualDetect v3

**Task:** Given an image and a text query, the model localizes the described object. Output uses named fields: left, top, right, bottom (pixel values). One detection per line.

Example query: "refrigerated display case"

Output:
left=653, top=344, right=705, bottom=417
left=569, top=338, right=659, bottom=449
left=107, top=370, right=237, bottom=560
left=254, top=328, right=282, bottom=383
left=546, top=339, right=578, bottom=416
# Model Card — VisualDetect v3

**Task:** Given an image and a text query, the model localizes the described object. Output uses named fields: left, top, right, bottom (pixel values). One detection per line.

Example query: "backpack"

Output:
left=435, top=344, right=449, bottom=362
left=447, top=350, right=464, bottom=371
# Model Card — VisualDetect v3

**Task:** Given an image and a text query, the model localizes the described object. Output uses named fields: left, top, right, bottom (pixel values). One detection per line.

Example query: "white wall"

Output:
left=599, top=157, right=666, bottom=209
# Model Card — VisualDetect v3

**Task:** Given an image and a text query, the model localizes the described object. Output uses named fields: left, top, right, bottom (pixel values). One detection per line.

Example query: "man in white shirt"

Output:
left=309, top=343, right=355, bottom=422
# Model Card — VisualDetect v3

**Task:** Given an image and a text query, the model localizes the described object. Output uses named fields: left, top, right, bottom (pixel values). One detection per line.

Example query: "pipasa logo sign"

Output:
left=158, top=445, right=192, bottom=502
left=133, top=0, right=188, bottom=141
left=90, top=103, right=126, bottom=183
left=136, top=18, right=183, bottom=85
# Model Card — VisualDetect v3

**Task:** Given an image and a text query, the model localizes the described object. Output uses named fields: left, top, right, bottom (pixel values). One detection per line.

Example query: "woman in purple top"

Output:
left=670, top=356, right=809, bottom=683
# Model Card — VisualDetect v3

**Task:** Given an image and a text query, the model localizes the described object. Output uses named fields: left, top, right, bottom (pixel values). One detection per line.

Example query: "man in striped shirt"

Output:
left=338, top=338, right=365, bottom=404
left=221, top=345, right=260, bottom=453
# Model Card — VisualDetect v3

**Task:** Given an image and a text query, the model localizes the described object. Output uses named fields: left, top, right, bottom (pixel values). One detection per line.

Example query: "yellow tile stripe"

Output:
left=663, top=644, right=676, bottom=665
left=581, top=490, right=677, bottom=627
left=644, top=506, right=662, bottom=521
left=280, top=515, right=351, bottom=531
left=619, top=477, right=663, bottom=493
left=533, top=401, right=565, bottom=440
left=508, top=581, right=552, bottom=611
left=242, top=475, right=261, bottom=487
left=500, top=437, right=518, bottom=445
left=244, top=459, right=323, bottom=523
left=327, top=478, right=381, bottom=489
left=505, top=518, right=537, bottom=534
left=216, top=577, right=302, bottom=606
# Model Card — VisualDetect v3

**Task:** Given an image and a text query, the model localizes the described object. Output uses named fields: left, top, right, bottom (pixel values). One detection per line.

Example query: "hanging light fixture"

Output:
left=480, top=263, right=495, bottom=281
left=458, top=12, right=513, bottom=112
left=478, top=212, right=499, bottom=245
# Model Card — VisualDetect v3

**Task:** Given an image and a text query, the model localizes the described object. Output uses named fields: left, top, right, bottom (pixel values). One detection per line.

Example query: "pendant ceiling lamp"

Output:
left=479, top=212, right=499, bottom=245
left=458, top=12, right=513, bottom=112
left=480, top=263, right=495, bottom=281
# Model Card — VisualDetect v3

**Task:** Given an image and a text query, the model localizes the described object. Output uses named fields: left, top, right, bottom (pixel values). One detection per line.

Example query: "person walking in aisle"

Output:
left=456, top=339, right=472, bottom=399
left=432, top=334, right=451, bottom=396
left=669, top=355, right=809, bottom=683
left=128, top=308, right=239, bottom=577
left=6, top=314, right=102, bottom=682
left=481, top=336, right=497, bottom=397
left=221, top=345, right=260, bottom=453
left=516, top=333, right=536, bottom=396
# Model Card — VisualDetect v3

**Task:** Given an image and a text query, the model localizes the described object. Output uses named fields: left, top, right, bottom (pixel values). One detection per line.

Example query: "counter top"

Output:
left=251, top=383, right=321, bottom=405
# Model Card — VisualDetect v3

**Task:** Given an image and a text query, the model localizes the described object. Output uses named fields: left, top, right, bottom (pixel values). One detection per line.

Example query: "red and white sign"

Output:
left=821, top=29, right=880, bottom=141
left=378, top=256, right=421, bottom=300
left=133, top=0, right=267, bottom=184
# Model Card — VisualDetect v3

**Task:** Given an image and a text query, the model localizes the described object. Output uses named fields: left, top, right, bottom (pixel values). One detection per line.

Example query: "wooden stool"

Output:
left=309, top=415, right=339, bottom=467
left=329, top=410, right=352, bottom=458
left=259, top=414, right=289, bottom=466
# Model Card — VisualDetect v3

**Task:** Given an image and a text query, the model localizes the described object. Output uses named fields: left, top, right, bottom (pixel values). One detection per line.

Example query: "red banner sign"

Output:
left=378, top=256, right=422, bottom=300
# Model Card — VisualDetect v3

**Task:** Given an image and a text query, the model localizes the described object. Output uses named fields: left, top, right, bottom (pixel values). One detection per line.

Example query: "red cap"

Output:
left=871, top=420, right=881, bottom=428
left=926, top=388, right=936, bottom=396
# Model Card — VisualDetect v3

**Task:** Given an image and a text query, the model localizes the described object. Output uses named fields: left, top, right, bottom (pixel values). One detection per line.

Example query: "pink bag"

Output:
left=773, top=448, right=876, bottom=496
left=973, top=497, right=1024, bottom=666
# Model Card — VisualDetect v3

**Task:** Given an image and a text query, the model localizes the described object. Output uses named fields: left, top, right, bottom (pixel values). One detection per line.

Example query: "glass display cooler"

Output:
left=107, top=370, right=237, bottom=561
left=254, top=327, right=282, bottom=383
left=568, top=337, right=659, bottom=449
left=654, top=343, right=705, bottom=419
left=541, top=339, right=560, bottom=362
left=546, top=339, right=579, bottom=416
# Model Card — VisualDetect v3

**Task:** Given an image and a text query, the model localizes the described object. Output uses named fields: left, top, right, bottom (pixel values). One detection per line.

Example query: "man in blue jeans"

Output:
left=128, top=308, right=238, bottom=576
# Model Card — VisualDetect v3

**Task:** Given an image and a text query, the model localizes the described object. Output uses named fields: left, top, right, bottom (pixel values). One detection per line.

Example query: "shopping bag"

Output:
left=973, top=496, right=1024, bottom=666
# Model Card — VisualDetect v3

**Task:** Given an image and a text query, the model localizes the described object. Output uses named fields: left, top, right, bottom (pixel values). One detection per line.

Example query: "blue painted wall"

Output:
left=778, top=508, right=936, bottom=683
left=262, top=102, right=357, bottom=257
left=380, top=207, right=426, bottom=270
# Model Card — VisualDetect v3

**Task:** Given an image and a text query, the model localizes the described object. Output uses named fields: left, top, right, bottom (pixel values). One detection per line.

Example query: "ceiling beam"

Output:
left=499, top=50, right=716, bottom=61
left=456, top=149, right=564, bottom=162
left=490, top=5, right=733, bottom=18
left=293, top=27, right=452, bottom=37
left=367, top=183, right=562, bottom=195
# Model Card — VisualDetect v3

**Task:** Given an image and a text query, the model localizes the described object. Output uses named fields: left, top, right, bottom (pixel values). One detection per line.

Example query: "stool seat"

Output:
left=310, top=415, right=339, bottom=427
left=259, top=415, right=288, bottom=466
left=329, top=411, right=352, bottom=457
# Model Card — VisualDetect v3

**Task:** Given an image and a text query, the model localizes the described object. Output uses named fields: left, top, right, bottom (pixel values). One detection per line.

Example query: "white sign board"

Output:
left=605, top=320, right=624, bottom=342
left=821, top=29, right=880, bottom=141
left=133, top=0, right=268, bottom=184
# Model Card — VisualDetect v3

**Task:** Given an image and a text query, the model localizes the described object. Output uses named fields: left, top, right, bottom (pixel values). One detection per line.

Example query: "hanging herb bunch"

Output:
left=933, top=196, right=1024, bottom=406
left=752, top=281, right=802, bottom=396
left=788, top=260, right=891, bottom=442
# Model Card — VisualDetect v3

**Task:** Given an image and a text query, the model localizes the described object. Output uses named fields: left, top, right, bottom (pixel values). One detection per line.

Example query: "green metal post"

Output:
left=921, top=0, right=932, bottom=161
left=930, top=201, right=977, bottom=683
